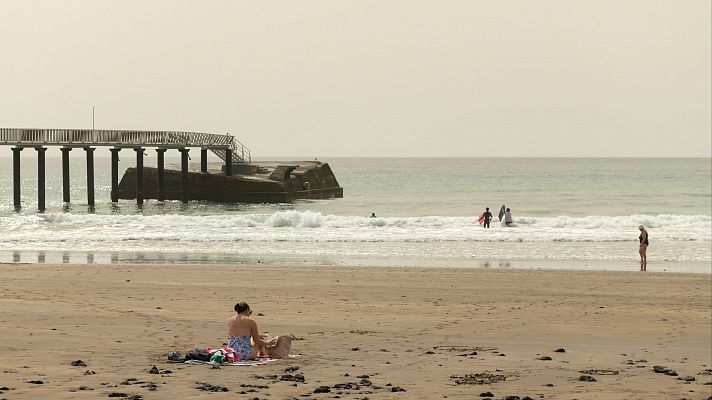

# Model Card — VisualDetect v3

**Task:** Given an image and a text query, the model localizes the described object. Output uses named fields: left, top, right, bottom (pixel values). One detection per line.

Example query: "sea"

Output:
left=1, top=154, right=710, bottom=273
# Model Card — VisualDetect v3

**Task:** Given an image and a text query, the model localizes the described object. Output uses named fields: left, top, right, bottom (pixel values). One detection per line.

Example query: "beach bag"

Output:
left=268, top=335, right=292, bottom=359
left=185, top=348, right=210, bottom=361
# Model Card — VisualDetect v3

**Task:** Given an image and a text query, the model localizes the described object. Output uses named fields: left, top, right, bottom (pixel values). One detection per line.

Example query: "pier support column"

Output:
left=110, top=148, right=121, bottom=203
left=179, top=148, right=190, bottom=203
left=12, top=147, right=22, bottom=210
left=85, top=147, right=95, bottom=207
left=156, top=148, right=167, bottom=202
left=201, top=148, right=208, bottom=173
left=60, top=147, right=71, bottom=203
left=135, top=148, right=144, bottom=205
left=225, top=148, right=233, bottom=176
left=36, top=147, right=46, bottom=212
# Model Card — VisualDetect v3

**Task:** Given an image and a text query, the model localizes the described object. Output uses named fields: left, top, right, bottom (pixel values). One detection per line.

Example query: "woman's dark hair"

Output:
left=234, top=302, right=250, bottom=313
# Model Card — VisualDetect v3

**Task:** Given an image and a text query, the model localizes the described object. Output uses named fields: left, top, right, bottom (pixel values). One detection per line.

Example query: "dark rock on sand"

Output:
left=578, top=375, right=597, bottom=382
left=679, top=376, right=695, bottom=382
left=665, top=370, right=678, bottom=376
left=84, top=370, right=96, bottom=375
left=149, top=366, right=160, bottom=374
left=502, top=396, right=520, bottom=400
left=653, top=365, right=671, bottom=374
left=127, top=396, right=143, bottom=400
left=357, top=375, right=369, bottom=378
left=313, top=386, right=331, bottom=393
left=360, top=378, right=372, bottom=386
left=333, top=383, right=354, bottom=389
left=78, top=385, right=93, bottom=391
left=285, top=366, right=300, bottom=373
left=167, top=351, right=183, bottom=362
left=27, top=380, right=44, bottom=384
left=107, top=393, right=128, bottom=398
left=554, top=348, right=566, bottom=353
left=280, top=374, right=306, bottom=383
left=71, top=360, right=87, bottom=367
left=537, top=356, right=552, bottom=361
left=196, top=382, right=229, bottom=392
left=450, top=372, right=507, bottom=385
left=390, top=386, right=406, bottom=392
left=579, top=369, right=619, bottom=375
left=479, top=392, right=494, bottom=398
left=241, top=384, right=270, bottom=389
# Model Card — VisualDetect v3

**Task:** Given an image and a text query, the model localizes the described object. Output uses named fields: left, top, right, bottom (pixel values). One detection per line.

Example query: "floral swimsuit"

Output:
left=228, top=335, right=252, bottom=361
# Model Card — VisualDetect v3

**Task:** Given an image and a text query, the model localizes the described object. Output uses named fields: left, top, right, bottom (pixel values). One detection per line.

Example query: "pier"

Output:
left=0, top=128, right=250, bottom=211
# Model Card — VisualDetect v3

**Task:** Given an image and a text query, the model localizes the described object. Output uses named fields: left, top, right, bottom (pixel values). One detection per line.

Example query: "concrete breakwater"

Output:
left=117, top=161, right=343, bottom=203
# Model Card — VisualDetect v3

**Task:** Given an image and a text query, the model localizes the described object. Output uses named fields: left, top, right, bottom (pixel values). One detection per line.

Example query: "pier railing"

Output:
left=0, top=128, right=250, bottom=164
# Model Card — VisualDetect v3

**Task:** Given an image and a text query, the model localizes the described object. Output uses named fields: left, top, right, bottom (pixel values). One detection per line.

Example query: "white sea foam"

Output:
left=0, top=211, right=709, bottom=256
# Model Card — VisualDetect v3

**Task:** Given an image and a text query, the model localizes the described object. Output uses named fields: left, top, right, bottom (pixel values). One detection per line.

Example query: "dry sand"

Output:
left=0, top=264, right=710, bottom=399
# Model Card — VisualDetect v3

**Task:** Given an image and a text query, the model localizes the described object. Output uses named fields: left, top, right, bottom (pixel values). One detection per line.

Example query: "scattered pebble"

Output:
left=578, top=375, right=597, bottom=382
left=71, top=360, right=87, bottom=367
left=537, top=356, right=552, bottom=361
left=554, top=348, right=566, bottom=353
left=450, top=372, right=507, bottom=385
left=313, top=386, right=331, bottom=393
left=579, top=369, right=619, bottom=375
left=195, top=382, right=229, bottom=392
left=479, top=392, right=494, bottom=398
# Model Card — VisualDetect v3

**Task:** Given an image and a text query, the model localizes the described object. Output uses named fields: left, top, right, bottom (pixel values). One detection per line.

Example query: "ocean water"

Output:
left=1, top=153, right=710, bottom=271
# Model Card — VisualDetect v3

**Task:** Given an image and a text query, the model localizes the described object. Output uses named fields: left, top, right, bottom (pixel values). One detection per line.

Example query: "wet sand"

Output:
left=0, top=264, right=710, bottom=399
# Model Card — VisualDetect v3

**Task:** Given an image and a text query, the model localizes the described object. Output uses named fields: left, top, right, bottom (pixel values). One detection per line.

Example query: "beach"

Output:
left=0, top=263, right=710, bottom=399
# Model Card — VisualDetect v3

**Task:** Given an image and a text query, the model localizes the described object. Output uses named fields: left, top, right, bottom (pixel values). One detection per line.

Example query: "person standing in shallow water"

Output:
left=504, top=208, right=513, bottom=226
left=638, top=225, right=649, bottom=271
left=482, top=207, right=493, bottom=228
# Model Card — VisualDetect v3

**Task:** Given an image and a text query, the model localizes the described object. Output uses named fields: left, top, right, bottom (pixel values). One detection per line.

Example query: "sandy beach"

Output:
left=0, top=264, right=710, bottom=399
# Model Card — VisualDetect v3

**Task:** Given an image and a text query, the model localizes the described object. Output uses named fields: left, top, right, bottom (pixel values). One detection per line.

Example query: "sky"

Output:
left=0, top=1, right=710, bottom=157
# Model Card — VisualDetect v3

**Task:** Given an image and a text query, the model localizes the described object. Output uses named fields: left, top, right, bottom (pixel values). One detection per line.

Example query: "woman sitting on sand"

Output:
left=228, top=302, right=272, bottom=360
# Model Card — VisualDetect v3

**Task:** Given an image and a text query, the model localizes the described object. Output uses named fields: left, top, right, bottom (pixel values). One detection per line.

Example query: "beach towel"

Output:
left=183, top=354, right=298, bottom=367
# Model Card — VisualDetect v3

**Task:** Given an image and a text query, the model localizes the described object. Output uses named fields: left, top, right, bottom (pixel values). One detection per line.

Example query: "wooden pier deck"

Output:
left=0, top=128, right=251, bottom=210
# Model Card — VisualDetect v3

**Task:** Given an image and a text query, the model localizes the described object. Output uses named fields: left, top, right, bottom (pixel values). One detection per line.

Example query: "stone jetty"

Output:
left=117, top=161, right=343, bottom=203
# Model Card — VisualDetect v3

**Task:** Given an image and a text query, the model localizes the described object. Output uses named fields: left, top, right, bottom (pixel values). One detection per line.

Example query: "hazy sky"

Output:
left=0, top=1, right=709, bottom=157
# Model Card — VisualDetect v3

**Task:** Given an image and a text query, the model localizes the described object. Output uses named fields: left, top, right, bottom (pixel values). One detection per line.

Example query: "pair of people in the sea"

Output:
left=480, top=207, right=513, bottom=227
left=227, top=302, right=273, bottom=360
